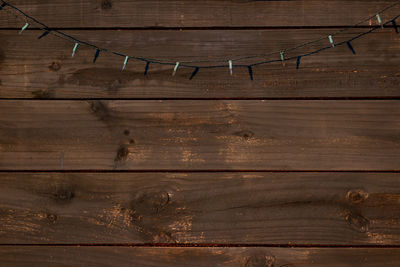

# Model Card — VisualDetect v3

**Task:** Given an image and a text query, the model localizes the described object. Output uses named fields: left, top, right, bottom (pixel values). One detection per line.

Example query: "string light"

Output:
left=190, top=67, right=200, bottom=80
left=93, top=48, right=100, bottom=63
left=280, top=51, right=286, bottom=67
left=38, top=29, right=50, bottom=39
left=247, top=66, right=254, bottom=80
left=346, top=41, right=356, bottom=54
left=144, top=61, right=150, bottom=75
left=19, top=22, right=29, bottom=34
left=172, top=62, right=180, bottom=76
left=122, top=56, right=129, bottom=70
left=1, top=0, right=400, bottom=81
left=280, top=51, right=285, bottom=61
left=328, top=35, right=335, bottom=47
left=296, top=56, right=301, bottom=69
left=392, top=19, right=399, bottom=33
left=376, top=14, right=384, bottom=28
left=72, top=43, right=79, bottom=58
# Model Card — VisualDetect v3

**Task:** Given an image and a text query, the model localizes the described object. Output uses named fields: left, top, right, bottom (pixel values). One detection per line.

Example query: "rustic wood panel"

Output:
left=1, top=100, right=400, bottom=171
left=1, top=172, right=400, bottom=244
left=1, top=0, right=399, bottom=264
left=0, top=30, right=399, bottom=99
left=0, top=0, right=399, bottom=28
left=1, top=246, right=400, bottom=266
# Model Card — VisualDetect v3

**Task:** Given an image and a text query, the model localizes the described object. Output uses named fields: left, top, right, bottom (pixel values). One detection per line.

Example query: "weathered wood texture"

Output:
left=1, top=30, right=400, bottom=99
left=1, top=0, right=399, bottom=28
left=1, top=100, right=399, bottom=171
left=1, top=0, right=400, bottom=264
left=1, top=172, right=400, bottom=244
left=1, top=247, right=400, bottom=267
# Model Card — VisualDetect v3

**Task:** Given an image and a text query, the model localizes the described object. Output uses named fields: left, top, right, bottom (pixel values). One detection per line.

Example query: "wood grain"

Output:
left=1, top=0, right=399, bottom=263
left=0, top=172, right=400, bottom=244
left=0, top=0, right=399, bottom=28
left=0, top=30, right=400, bottom=99
left=1, top=100, right=400, bottom=171
left=1, top=246, right=400, bottom=266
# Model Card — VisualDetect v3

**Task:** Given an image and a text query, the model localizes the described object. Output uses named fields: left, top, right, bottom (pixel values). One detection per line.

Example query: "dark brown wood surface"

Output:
left=1, top=100, right=399, bottom=171
left=1, top=172, right=400, bottom=244
left=0, top=30, right=400, bottom=99
left=1, top=0, right=400, bottom=265
left=1, top=0, right=399, bottom=28
left=1, top=247, right=400, bottom=267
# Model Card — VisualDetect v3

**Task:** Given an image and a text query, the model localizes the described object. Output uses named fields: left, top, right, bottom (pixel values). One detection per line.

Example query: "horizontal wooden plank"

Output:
left=0, top=0, right=399, bottom=28
left=1, top=29, right=399, bottom=99
left=1, top=247, right=400, bottom=267
left=1, top=100, right=400, bottom=171
left=1, top=172, right=400, bottom=244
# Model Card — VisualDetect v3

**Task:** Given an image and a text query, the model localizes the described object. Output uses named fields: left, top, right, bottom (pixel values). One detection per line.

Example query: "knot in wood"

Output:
left=0, top=48, right=4, bottom=64
left=48, top=61, right=61, bottom=72
left=234, top=130, right=255, bottom=140
left=109, top=79, right=123, bottom=91
left=32, top=89, right=52, bottom=99
left=89, top=100, right=111, bottom=121
left=245, top=255, right=276, bottom=267
left=115, top=145, right=129, bottom=162
left=101, top=0, right=112, bottom=10
left=132, top=190, right=170, bottom=215
left=47, top=213, right=57, bottom=223
left=54, top=189, right=74, bottom=202
left=347, top=189, right=369, bottom=204
left=345, top=211, right=369, bottom=233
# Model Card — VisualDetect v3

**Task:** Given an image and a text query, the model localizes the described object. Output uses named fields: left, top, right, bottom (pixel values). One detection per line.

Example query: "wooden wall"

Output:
left=1, top=0, right=400, bottom=266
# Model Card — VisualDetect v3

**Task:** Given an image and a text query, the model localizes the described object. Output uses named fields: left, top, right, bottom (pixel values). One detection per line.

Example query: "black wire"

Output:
left=1, top=0, right=399, bottom=79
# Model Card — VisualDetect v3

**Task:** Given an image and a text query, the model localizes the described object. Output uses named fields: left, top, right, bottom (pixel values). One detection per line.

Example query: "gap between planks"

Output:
left=1, top=26, right=396, bottom=31
left=1, top=244, right=400, bottom=248
left=2, top=97, right=400, bottom=101
left=0, top=170, right=399, bottom=173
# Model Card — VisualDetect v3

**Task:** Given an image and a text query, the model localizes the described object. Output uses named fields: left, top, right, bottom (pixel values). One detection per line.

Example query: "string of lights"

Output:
left=0, top=0, right=399, bottom=80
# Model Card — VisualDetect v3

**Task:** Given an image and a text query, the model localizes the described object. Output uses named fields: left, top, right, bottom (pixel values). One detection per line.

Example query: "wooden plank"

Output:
left=0, top=172, right=400, bottom=244
left=0, top=0, right=399, bottom=28
left=0, top=30, right=400, bottom=99
left=1, top=100, right=400, bottom=171
left=1, top=247, right=400, bottom=267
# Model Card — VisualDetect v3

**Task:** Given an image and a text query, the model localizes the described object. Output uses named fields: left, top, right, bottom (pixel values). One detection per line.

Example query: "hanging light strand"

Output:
left=1, top=0, right=400, bottom=80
